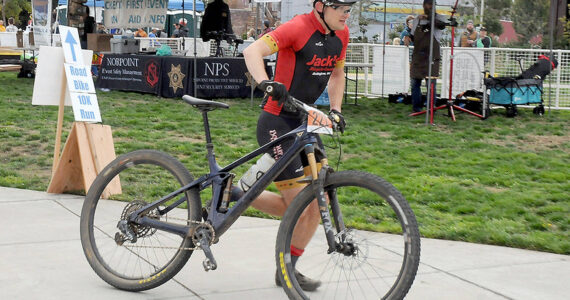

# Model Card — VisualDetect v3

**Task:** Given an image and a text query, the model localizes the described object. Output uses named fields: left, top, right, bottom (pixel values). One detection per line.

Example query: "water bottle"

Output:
left=238, top=153, right=276, bottom=192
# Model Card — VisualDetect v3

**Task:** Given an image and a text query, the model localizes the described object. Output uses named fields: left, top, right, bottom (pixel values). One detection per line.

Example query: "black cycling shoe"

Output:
left=275, top=269, right=321, bottom=292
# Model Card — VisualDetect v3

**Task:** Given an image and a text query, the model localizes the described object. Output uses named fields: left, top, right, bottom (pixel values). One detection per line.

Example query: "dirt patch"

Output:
left=485, top=134, right=570, bottom=152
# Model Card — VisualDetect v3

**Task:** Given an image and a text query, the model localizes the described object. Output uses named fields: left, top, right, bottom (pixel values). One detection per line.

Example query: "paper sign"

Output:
left=70, top=92, right=102, bottom=123
left=64, top=63, right=96, bottom=93
left=59, top=26, right=84, bottom=65
left=32, top=46, right=93, bottom=106
left=103, top=0, right=168, bottom=28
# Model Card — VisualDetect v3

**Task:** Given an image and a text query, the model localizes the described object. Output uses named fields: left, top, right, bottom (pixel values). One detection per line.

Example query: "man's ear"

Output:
left=315, top=2, right=324, bottom=13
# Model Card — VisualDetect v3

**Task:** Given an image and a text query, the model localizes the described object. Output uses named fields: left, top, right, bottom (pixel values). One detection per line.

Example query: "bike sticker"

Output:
left=279, top=252, right=293, bottom=289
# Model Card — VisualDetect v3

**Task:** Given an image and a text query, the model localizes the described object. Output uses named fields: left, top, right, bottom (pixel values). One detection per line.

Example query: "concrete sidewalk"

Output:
left=0, top=186, right=568, bottom=300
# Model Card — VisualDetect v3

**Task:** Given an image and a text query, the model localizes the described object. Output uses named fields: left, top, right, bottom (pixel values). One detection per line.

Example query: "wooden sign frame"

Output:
left=47, top=122, right=121, bottom=198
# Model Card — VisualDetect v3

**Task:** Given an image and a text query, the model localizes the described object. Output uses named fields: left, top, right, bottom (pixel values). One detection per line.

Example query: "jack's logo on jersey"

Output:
left=306, top=54, right=339, bottom=67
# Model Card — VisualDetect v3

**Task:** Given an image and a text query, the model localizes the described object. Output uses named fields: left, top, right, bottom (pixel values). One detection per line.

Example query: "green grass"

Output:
left=1, top=72, right=569, bottom=254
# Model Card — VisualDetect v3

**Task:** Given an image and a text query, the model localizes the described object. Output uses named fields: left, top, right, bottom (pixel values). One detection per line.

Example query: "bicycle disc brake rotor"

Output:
left=332, top=229, right=369, bottom=269
left=119, top=200, right=159, bottom=239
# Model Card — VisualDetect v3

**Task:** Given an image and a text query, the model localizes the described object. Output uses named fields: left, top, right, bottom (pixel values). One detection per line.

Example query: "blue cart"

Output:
left=483, top=77, right=544, bottom=117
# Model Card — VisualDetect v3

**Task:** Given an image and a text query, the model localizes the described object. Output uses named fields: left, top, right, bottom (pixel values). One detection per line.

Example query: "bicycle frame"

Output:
left=130, top=114, right=323, bottom=239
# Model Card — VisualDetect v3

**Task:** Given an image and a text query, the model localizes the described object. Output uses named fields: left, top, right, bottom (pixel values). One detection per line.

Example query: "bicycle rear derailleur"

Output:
left=190, top=222, right=218, bottom=271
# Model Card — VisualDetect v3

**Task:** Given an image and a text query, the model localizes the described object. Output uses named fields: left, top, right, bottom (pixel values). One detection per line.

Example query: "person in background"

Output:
left=258, top=20, right=272, bottom=38
left=460, top=19, right=477, bottom=47
left=0, top=20, right=6, bottom=32
left=135, top=28, right=148, bottom=37
left=400, top=15, right=414, bottom=45
left=405, top=0, right=453, bottom=113
left=6, top=17, right=18, bottom=32
left=149, top=27, right=161, bottom=46
left=246, top=28, right=256, bottom=40
left=476, top=27, right=491, bottom=48
left=96, top=24, right=108, bottom=34
left=178, top=19, right=190, bottom=37
left=81, top=7, right=96, bottom=49
left=200, top=0, right=233, bottom=41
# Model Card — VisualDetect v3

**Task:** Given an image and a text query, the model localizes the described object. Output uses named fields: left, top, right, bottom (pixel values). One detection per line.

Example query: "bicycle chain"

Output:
left=120, top=218, right=214, bottom=251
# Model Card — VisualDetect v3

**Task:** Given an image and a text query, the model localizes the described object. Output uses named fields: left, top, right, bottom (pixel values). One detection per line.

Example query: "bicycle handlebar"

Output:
left=264, top=82, right=340, bottom=133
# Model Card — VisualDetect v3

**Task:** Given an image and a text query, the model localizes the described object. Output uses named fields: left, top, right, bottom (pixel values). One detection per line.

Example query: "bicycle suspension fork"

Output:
left=304, top=144, right=344, bottom=254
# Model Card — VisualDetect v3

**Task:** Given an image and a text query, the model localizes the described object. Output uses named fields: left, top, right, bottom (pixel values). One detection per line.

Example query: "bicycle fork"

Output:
left=304, top=144, right=348, bottom=255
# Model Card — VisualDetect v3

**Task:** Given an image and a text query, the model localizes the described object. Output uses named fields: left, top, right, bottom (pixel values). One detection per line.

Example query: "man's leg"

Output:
left=251, top=185, right=319, bottom=249
left=411, top=77, right=423, bottom=112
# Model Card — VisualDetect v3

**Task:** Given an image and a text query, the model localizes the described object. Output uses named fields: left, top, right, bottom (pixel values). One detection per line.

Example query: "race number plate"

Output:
left=304, top=104, right=334, bottom=135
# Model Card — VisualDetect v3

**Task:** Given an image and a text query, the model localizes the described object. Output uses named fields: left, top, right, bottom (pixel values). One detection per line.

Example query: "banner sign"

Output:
left=441, top=48, right=485, bottom=98
left=96, top=54, right=162, bottom=94
left=372, top=46, right=410, bottom=95
left=32, top=0, right=52, bottom=46
left=191, top=57, right=268, bottom=99
left=103, top=0, right=168, bottom=29
left=70, top=92, right=102, bottom=122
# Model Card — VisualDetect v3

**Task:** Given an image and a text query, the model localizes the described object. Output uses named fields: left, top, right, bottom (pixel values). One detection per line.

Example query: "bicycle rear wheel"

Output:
left=80, top=150, right=201, bottom=291
left=276, top=171, right=420, bottom=300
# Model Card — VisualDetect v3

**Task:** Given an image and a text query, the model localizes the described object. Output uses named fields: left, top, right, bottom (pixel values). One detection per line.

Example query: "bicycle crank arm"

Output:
left=197, top=235, right=217, bottom=271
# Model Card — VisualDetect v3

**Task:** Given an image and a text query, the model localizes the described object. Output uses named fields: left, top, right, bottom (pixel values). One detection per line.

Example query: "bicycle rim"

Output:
left=80, top=150, right=200, bottom=291
left=276, top=171, right=420, bottom=300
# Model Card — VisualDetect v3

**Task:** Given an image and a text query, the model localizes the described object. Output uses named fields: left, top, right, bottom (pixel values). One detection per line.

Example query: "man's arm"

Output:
left=243, top=39, right=275, bottom=84
left=327, top=65, right=345, bottom=112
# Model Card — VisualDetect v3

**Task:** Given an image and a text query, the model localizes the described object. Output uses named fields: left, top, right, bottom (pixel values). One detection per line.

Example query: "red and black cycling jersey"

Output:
left=260, top=12, right=349, bottom=116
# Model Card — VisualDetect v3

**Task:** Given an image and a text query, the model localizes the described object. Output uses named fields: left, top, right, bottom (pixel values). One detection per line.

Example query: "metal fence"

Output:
left=344, top=43, right=570, bottom=109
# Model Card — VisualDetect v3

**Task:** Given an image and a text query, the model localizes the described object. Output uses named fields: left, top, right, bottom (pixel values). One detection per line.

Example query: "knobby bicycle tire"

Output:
left=275, top=170, right=421, bottom=300
left=80, top=150, right=201, bottom=291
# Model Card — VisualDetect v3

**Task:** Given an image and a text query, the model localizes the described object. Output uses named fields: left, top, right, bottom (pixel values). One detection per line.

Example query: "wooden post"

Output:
left=52, top=76, right=68, bottom=174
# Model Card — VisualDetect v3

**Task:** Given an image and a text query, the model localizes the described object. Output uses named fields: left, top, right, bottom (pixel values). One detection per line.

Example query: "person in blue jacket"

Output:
left=400, top=15, right=414, bottom=45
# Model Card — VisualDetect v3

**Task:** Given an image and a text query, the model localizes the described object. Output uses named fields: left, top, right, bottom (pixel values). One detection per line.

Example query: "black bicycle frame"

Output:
left=132, top=120, right=321, bottom=239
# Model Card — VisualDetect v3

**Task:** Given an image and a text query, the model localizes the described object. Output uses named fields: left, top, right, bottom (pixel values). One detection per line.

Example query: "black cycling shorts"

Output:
left=256, top=111, right=323, bottom=189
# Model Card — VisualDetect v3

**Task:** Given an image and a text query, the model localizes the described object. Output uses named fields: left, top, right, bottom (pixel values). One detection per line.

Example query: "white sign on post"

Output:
left=64, top=63, right=96, bottom=93
left=70, top=92, right=102, bottom=123
left=59, top=26, right=84, bottom=66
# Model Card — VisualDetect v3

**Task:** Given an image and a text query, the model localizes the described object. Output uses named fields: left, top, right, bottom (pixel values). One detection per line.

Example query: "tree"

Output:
left=472, top=0, right=510, bottom=36
left=2, top=0, right=31, bottom=26
left=511, top=0, right=549, bottom=44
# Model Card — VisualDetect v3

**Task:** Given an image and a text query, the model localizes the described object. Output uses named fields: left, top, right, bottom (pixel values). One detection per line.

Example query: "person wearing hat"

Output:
left=200, top=0, right=233, bottom=41
left=405, top=0, right=454, bottom=112
left=460, top=19, right=477, bottom=47
left=244, top=0, right=357, bottom=291
left=400, top=15, right=415, bottom=45
left=476, top=27, right=491, bottom=48
left=258, top=20, right=273, bottom=38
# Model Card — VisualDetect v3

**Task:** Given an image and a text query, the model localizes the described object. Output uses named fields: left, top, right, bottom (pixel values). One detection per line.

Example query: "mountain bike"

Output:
left=80, top=82, right=421, bottom=299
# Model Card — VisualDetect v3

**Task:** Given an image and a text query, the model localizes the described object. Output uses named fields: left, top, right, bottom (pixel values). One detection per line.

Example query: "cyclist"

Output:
left=243, top=0, right=355, bottom=291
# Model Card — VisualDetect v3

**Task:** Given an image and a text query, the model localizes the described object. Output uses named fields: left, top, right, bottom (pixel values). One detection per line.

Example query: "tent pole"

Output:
left=547, top=0, right=555, bottom=115
left=381, top=0, right=386, bottom=98
left=193, top=0, right=198, bottom=97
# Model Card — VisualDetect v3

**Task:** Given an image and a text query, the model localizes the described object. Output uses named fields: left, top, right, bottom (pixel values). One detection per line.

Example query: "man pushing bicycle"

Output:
left=243, top=0, right=357, bottom=291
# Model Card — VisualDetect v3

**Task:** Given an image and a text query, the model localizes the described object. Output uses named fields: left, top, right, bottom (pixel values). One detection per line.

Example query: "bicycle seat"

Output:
left=182, top=95, right=230, bottom=111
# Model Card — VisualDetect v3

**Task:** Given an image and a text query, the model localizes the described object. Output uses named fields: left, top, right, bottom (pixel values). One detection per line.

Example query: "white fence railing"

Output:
left=345, top=43, right=570, bottom=109
left=3, top=32, right=568, bottom=108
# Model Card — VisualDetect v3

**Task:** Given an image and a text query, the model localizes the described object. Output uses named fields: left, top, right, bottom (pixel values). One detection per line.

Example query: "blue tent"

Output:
left=168, top=0, right=205, bottom=11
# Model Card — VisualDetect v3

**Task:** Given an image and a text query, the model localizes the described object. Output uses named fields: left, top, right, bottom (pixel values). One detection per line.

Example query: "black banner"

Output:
left=97, top=55, right=272, bottom=99
left=160, top=57, right=193, bottom=98
left=191, top=57, right=263, bottom=99
left=96, top=54, right=162, bottom=94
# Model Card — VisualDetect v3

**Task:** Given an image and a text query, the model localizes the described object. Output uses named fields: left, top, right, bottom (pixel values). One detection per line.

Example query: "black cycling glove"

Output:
left=258, top=80, right=288, bottom=106
left=329, top=109, right=346, bottom=133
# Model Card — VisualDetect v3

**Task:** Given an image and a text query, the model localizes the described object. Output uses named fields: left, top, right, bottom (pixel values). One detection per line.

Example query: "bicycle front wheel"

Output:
left=80, top=150, right=201, bottom=291
left=276, top=171, right=420, bottom=300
